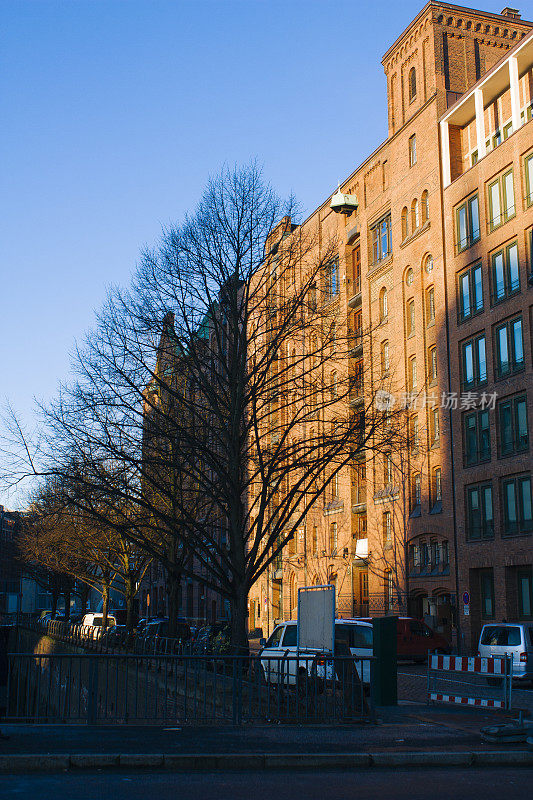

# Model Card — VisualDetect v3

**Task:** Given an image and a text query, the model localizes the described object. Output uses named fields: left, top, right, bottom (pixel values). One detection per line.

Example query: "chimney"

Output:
left=500, top=7, right=521, bottom=19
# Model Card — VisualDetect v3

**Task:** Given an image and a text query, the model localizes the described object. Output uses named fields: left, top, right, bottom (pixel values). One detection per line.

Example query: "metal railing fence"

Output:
left=6, top=651, right=374, bottom=725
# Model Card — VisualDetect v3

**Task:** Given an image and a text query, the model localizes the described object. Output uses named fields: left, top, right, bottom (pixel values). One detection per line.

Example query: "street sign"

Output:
left=297, top=585, right=335, bottom=652
left=462, top=591, right=470, bottom=605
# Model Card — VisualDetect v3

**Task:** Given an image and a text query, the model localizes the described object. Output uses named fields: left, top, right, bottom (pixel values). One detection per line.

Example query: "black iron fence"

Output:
left=6, top=651, right=374, bottom=725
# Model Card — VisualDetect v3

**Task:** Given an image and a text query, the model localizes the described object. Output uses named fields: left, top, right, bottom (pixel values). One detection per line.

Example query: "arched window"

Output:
left=290, top=573, right=297, bottom=612
left=379, top=287, right=388, bottom=321
left=329, top=523, right=338, bottom=554
left=401, top=206, right=408, bottom=239
left=422, top=190, right=429, bottom=223
left=409, top=67, right=417, bottom=101
left=411, top=198, right=419, bottom=230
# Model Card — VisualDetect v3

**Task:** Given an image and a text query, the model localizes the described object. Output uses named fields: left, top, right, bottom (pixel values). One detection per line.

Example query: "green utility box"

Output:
left=372, top=616, right=398, bottom=706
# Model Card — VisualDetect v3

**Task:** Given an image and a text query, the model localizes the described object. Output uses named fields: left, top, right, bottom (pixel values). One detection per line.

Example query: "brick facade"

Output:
left=249, top=2, right=533, bottom=650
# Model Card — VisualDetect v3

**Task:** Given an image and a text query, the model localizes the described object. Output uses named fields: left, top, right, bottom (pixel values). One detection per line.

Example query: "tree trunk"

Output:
left=51, top=589, right=59, bottom=619
left=63, top=588, right=71, bottom=620
left=80, top=582, right=89, bottom=615
left=101, top=582, right=109, bottom=631
left=167, top=572, right=182, bottom=638
left=230, top=587, right=249, bottom=656
left=124, top=574, right=134, bottom=632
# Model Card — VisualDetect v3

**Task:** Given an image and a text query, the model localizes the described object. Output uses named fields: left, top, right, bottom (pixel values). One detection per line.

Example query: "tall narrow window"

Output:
left=430, top=407, right=440, bottom=445
left=408, top=356, right=417, bottom=391
left=525, top=153, right=533, bottom=207
left=495, top=317, right=524, bottom=378
left=498, top=396, right=529, bottom=456
left=456, top=194, right=480, bottom=251
left=480, top=570, right=495, bottom=618
left=458, top=263, right=483, bottom=321
left=383, top=511, right=392, bottom=545
left=325, top=259, right=339, bottom=299
left=383, top=453, right=392, bottom=486
left=491, top=242, right=520, bottom=303
left=329, top=521, right=338, bottom=554
left=433, top=468, right=442, bottom=503
left=466, top=483, right=494, bottom=540
left=371, top=213, right=392, bottom=264
left=401, top=207, right=408, bottom=240
left=502, top=475, right=532, bottom=535
left=488, top=169, right=515, bottom=230
left=379, top=287, right=388, bottom=321
left=463, top=409, right=491, bottom=466
left=408, top=67, right=416, bottom=101
left=421, top=189, right=429, bottom=222
left=406, top=299, right=415, bottom=336
left=411, top=472, right=421, bottom=510
left=409, top=414, right=419, bottom=450
left=352, top=246, right=361, bottom=294
left=411, top=198, right=419, bottom=230
left=517, top=568, right=533, bottom=618
left=426, top=286, right=435, bottom=325
left=461, top=335, right=487, bottom=388
left=409, top=134, right=417, bottom=166
left=428, top=345, right=438, bottom=384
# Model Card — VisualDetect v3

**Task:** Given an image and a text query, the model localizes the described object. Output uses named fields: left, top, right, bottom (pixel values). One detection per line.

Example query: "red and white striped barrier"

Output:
left=428, top=654, right=512, bottom=711
left=430, top=654, right=507, bottom=674
left=429, top=693, right=505, bottom=708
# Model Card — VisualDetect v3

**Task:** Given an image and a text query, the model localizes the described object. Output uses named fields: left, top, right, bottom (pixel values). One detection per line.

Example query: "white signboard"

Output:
left=297, top=585, right=335, bottom=652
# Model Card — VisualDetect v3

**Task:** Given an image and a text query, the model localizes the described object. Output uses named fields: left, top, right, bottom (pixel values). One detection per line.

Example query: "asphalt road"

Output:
left=1, top=768, right=532, bottom=800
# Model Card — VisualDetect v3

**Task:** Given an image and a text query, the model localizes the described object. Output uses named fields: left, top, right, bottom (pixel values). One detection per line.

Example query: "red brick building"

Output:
left=250, top=4, right=533, bottom=651
left=440, top=28, right=533, bottom=649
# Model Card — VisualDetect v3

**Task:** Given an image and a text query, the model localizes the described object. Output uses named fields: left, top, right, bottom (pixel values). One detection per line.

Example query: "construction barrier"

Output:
left=427, top=654, right=512, bottom=711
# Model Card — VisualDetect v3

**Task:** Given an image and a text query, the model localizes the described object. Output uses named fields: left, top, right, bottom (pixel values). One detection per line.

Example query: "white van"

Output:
left=81, top=613, right=117, bottom=639
left=259, top=619, right=373, bottom=686
left=478, top=622, right=533, bottom=681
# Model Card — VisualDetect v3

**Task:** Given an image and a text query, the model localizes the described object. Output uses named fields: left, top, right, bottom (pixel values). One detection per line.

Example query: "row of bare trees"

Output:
left=4, top=163, right=409, bottom=651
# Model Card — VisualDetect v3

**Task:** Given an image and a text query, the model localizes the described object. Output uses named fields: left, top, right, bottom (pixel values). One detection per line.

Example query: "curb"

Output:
left=0, top=751, right=532, bottom=772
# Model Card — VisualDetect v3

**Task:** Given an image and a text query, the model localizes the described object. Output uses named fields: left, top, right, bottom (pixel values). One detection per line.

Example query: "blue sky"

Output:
left=0, top=0, right=512, bottom=507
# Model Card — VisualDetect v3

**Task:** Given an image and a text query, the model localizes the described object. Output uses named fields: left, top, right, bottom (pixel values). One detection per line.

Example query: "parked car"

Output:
left=81, top=613, right=117, bottom=639
left=192, top=623, right=231, bottom=655
left=478, top=622, right=533, bottom=682
left=143, top=618, right=192, bottom=643
left=357, top=616, right=450, bottom=663
left=259, top=619, right=373, bottom=686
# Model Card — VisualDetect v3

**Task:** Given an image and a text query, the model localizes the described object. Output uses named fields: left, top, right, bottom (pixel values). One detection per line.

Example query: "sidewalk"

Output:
left=0, top=703, right=532, bottom=771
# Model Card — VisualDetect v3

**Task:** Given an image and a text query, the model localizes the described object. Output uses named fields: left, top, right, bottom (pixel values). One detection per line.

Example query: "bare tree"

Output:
left=4, top=163, right=408, bottom=653
left=20, top=477, right=150, bottom=630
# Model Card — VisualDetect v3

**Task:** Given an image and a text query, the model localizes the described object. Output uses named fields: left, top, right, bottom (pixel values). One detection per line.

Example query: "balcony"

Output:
left=351, top=487, right=366, bottom=515
left=373, top=484, right=399, bottom=503
left=349, top=330, right=363, bottom=357
left=348, top=290, right=362, bottom=310
left=349, top=378, right=364, bottom=408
